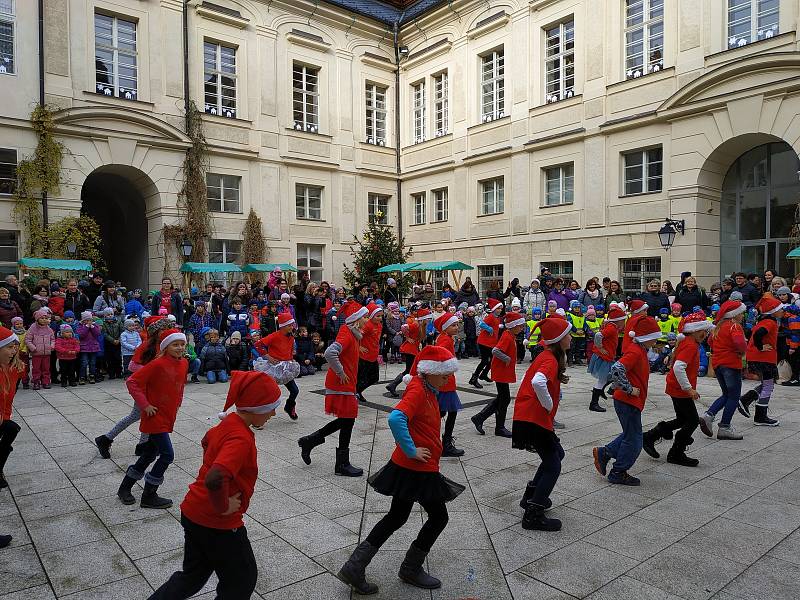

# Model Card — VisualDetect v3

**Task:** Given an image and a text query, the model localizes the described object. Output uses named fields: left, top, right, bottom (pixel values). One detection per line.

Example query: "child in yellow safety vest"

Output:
left=525, top=309, right=542, bottom=362
left=657, top=308, right=676, bottom=342
left=584, top=306, right=603, bottom=361
left=669, top=303, right=683, bottom=332
left=568, top=301, right=586, bottom=366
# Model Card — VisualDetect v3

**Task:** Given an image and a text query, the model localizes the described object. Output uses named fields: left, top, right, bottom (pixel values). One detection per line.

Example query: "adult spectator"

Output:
left=792, top=274, right=800, bottom=295
left=503, top=278, right=522, bottom=306
left=638, top=278, right=670, bottom=316
left=547, top=278, right=569, bottom=310
left=522, top=278, right=546, bottom=313
left=605, top=280, right=626, bottom=304
left=578, top=279, right=604, bottom=309
left=268, top=278, right=291, bottom=302
left=413, top=282, right=436, bottom=304
left=601, top=277, right=612, bottom=297
left=747, top=273, right=762, bottom=292
left=719, top=278, right=735, bottom=304
left=92, top=280, right=125, bottom=314
left=354, top=283, right=371, bottom=305
left=383, top=278, right=401, bottom=304
left=486, top=281, right=504, bottom=305
left=661, top=280, right=676, bottom=304
left=2, top=274, right=30, bottom=318
left=763, top=269, right=778, bottom=293
left=733, top=272, right=761, bottom=308
left=305, top=284, right=327, bottom=334
left=453, top=278, right=480, bottom=306
left=675, top=276, right=709, bottom=313
left=150, top=277, right=184, bottom=323
left=769, top=276, right=788, bottom=295
left=708, top=282, right=722, bottom=306
left=86, top=272, right=104, bottom=304
left=0, top=287, right=22, bottom=328
left=674, top=271, right=692, bottom=297
left=63, top=278, right=91, bottom=316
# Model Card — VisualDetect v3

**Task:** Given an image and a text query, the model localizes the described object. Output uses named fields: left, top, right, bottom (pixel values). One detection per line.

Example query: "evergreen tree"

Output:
left=342, top=216, right=413, bottom=294
left=240, top=208, right=267, bottom=265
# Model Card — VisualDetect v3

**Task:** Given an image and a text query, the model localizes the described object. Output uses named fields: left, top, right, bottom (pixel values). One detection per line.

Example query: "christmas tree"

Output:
left=342, top=213, right=413, bottom=293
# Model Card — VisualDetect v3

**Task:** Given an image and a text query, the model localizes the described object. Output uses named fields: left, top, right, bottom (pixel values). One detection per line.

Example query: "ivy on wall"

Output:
left=241, top=208, right=268, bottom=266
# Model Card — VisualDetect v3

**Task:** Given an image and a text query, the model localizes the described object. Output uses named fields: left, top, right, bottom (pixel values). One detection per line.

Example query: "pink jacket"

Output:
left=25, top=322, right=55, bottom=356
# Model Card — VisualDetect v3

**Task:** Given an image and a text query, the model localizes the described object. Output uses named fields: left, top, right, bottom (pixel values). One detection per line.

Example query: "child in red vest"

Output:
left=337, top=345, right=464, bottom=595
left=587, top=306, right=627, bottom=413
left=738, top=295, right=785, bottom=426
left=469, top=298, right=503, bottom=388
left=513, top=317, right=572, bottom=532
left=253, top=312, right=300, bottom=419
left=386, top=308, right=431, bottom=397
left=471, top=312, right=525, bottom=437
left=117, top=328, right=188, bottom=509
left=434, top=313, right=464, bottom=457
left=356, top=303, right=383, bottom=403
left=147, top=371, right=281, bottom=600
left=592, top=317, right=661, bottom=486
left=0, top=327, right=25, bottom=496
left=298, top=301, right=369, bottom=476
left=642, top=312, right=714, bottom=466
left=621, top=299, right=649, bottom=352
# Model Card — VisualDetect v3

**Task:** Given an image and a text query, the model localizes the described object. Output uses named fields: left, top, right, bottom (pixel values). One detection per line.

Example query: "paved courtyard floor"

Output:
left=2, top=357, right=800, bottom=599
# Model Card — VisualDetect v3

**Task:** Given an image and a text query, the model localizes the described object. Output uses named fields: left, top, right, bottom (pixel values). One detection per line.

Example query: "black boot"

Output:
left=478, top=373, right=493, bottom=383
left=94, top=435, right=113, bottom=459
left=0, top=534, right=11, bottom=548
left=140, top=482, right=173, bottom=509
left=298, top=432, right=325, bottom=465
left=589, top=388, right=606, bottom=413
left=470, top=399, right=497, bottom=435
left=754, top=404, right=780, bottom=427
left=335, top=447, right=363, bottom=477
left=738, top=389, right=758, bottom=418
left=519, top=482, right=553, bottom=510
left=442, top=435, right=465, bottom=457
left=642, top=422, right=673, bottom=459
left=337, top=540, right=379, bottom=595
left=117, top=475, right=137, bottom=505
left=495, top=396, right=512, bottom=438
left=667, top=434, right=699, bottom=466
left=494, top=426, right=512, bottom=438
left=0, top=446, right=12, bottom=488
left=385, top=382, right=399, bottom=398
left=398, top=543, right=441, bottom=589
left=522, top=503, right=561, bottom=531
left=468, top=375, right=483, bottom=389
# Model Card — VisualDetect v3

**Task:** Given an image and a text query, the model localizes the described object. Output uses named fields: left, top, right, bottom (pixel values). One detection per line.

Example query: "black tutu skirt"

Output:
left=747, top=361, right=778, bottom=380
left=512, top=420, right=558, bottom=453
left=368, top=461, right=465, bottom=504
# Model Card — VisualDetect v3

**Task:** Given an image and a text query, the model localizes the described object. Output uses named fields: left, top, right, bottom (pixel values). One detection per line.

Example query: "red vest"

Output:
left=665, top=338, right=699, bottom=398
left=513, top=350, right=560, bottom=431
left=435, top=333, right=457, bottom=392
left=710, top=320, right=746, bottom=370
left=490, top=330, right=517, bottom=383
left=361, top=320, right=382, bottom=362
left=746, top=317, right=778, bottom=364
left=260, top=331, right=294, bottom=361
left=132, top=354, right=188, bottom=434
left=593, top=322, right=619, bottom=358
left=324, top=325, right=359, bottom=393
left=477, top=313, right=501, bottom=347
left=400, top=319, right=422, bottom=356
left=612, top=343, right=649, bottom=411
left=391, top=377, right=442, bottom=473
left=0, top=366, right=22, bottom=421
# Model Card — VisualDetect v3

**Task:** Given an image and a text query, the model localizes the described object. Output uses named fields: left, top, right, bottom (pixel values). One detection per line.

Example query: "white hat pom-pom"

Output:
left=676, top=333, right=685, bottom=342
left=628, top=330, right=636, bottom=338
left=218, top=411, right=227, bottom=420
left=402, top=374, right=412, bottom=385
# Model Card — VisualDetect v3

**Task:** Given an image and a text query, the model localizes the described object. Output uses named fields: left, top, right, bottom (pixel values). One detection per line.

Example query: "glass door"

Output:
left=739, top=244, right=766, bottom=275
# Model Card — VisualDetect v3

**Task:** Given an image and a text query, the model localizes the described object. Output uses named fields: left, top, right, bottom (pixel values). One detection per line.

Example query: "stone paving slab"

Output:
left=0, top=358, right=799, bottom=599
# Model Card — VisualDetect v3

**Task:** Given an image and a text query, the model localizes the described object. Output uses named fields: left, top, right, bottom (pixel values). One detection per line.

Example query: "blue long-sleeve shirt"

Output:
left=387, top=409, right=416, bottom=458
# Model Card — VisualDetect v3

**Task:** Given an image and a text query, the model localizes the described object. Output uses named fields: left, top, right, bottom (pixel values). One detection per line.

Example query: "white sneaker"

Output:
left=699, top=412, right=715, bottom=438
left=717, top=424, right=743, bottom=440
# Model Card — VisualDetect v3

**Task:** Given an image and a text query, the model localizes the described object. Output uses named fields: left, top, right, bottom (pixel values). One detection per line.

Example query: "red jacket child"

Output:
left=127, top=352, right=188, bottom=434
left=54, top=334, right=80, bottom=361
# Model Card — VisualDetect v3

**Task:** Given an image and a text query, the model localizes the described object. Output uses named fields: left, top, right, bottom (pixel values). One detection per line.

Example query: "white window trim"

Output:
left=0, top=0, right=15, bottom=76
left=480, top=49, right=505, bottom=122
left=624, top=0, right=664, bottom=79
left=432, top=71, right=448, bottom=137
left=293, top=62, right=320, bottom=133
left=208, top=238, right=242, bottom=263
left=0, top=147, right=16, bottom=196
left=411, top=80, right=426, bottom=144
left=206, top=173, right=242, bottom=214
left=204, top=41, right=237, bottom=118
left=728, top=0, right=780, bottom=48
left=295, top=184, right=323, bottom=221
left=297, top=243, right=324, bottom=281
left=479, top=177, right=505, bottom=216
left=620, top=257, right=661, bottom=295
left=622, top=147, right=663, bottom=196
left=544, top=19, right=575, bottom=104
left=432, top=187, right=448, bottom=223
left=411, top=192, right=426, bottom=225
left=94, top=12, right=138, bottom=99
left=365, top=82, right=388, bottom=146
left=543, top=164, right=574, bottom=207
left=368, top=193, right=390, bottom=225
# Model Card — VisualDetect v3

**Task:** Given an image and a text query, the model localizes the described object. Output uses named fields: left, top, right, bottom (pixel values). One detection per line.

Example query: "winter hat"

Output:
left=511, top=297, right=521, bottom=308
left=10, top=316, right=22, bottom=325
left=219, top=370, right=282, bottom=420
left=59, top=323, right=73, bottom=333
left=33, top=308, right=50, bottom=320
left=230, top=331, right=242, bottom=342
left=586, top=307, right=597, bottom=318
left=458, top=302, right=468, bottom=311
left=776, top=286, right=792, bottom=296
left=659, top=307, right=669, bottom=315
left=606, top=306, right=627, bottom=322
left=102, top=307, right=114, bottom=317
left=710, top=304, right=720, bottom=312
left=556, top=308, right=566, bottom=316
left=629, top=317, right=661, bottom=343
left=670, top=303, right=682, bottom=312
left=158, top=328, right=186, bottom=351
left=167, top=314, right=177, bottom=323
left=277, top=313, right=295, bottom=328
left=340, top=301, right=369, bottom=324
left=679, top=312, right=714, bottom=336
left=729, top=291, right=744, bottom=301
left=756, top=295, right=785, bottom=315
left=530, top=278, right=540, bottom=285
left=387, top=277, right=396, bottom=285
left=387, top=301, right=400, bottom=311
left=487, top=298, right=503, bottom=312
left=434, top=313, right=459, bottom=333
left=569, top=300, right=580, bottom=309
left=530, top=316, right=571, bottom=345
left=504, top=312, right=526, bottom=329
left=124, top=318, right=136, bottom=328
left=404, top=345, right=459, bottom=384
left=547, top=300, right=558, bottom=310
left=80, top=310, right=93, bottom=321
left=64, top=311, right=75, bottom=319
left=629, top=299, right=648, bottom=315
left=194, top=300, right=206, bottom=308
left=199, top=326, right=212, bottom=339
left=280, top=293, right=290, bottom=301
left=532, top=308, right=542, bottom=317
left=415, top=308, right=434, bottom=321
left=49, top=282, right=61, bottom=293
left=367, top=302, right=383, bottom=319
left=681, top=271, right=692, bottom=279
left=474, top=303, right=484, bottom=313
left=0, top=327, right=18, bottom=348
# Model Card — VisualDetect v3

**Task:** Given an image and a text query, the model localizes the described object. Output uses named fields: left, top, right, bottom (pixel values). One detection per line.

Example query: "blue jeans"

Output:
left=604, top=400, right=643, bottom=474
left=80, top=352, right=97, bottom=379
left=207, top=370, right=228, bottom=384
left=126, top=432, right=174, bottom=486
left=285, top=379, right=299, bottom=411
left=708, top=366, right=742, bottom=426
left=187, top=359, right=201, bottom=375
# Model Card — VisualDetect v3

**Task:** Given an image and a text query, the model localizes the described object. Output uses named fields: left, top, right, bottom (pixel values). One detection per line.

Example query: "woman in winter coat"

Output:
left=503, top=278, right=522, bottom=306
left=0, top=287, right=22, bottom=328
left=577, top=279, right=604, bottom=310
left=547, top=279, right=570, bottom=311
left=675, top=276, right=709, bottom=314
left=453, top=279, right=480, bottom=306
left=522, top=279, right=547, bottom=314
left=605, top=280, right=626, bottom=305
left=92, top=280, right=125, bottom=315
left=63, top=279, right=91, bottom=317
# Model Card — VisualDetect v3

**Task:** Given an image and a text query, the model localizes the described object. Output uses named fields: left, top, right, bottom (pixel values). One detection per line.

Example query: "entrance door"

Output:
left=739, top=244, right=766, bottom=275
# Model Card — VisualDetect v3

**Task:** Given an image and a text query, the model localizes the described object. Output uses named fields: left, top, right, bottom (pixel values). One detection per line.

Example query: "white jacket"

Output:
left=523, top=288, right=547, bottom=313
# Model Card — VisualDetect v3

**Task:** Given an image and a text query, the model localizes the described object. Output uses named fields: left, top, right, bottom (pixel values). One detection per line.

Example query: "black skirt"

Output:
left=748, top=361, right=779, bottom=380
left=357, top=359, right=380, bottom=390
left=512, top=420, right=559, bottom=453
left=368, top=461, right=465, bottom=505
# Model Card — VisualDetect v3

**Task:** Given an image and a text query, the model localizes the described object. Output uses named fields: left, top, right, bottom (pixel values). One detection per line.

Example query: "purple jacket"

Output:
left=25, top=322, right=55, bottom=356
left=77, top=322, right=101, bottom=353
left=547, top=289, right=570, bottom=311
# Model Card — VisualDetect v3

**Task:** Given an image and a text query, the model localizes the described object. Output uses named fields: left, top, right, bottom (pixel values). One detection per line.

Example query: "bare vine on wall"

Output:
left=241, top=208, right=268, bottom=266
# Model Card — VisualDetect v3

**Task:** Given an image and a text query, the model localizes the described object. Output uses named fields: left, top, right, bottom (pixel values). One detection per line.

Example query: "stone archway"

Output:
left=80, top=165, right=158, bottom=290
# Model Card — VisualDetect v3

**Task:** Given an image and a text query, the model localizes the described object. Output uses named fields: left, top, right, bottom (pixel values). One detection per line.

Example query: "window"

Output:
left=478, top=265, right=504, bottom=299
left=0, top=148, right=15, bottom=195
left=412, top=81, right=425, bottom=143
left=433, top=72, right=448, bottom=136
left=620, top=257, right=661, bottom=294
left=728, top=0, right=779, bottom=48
left=544, top=20, right=575, bottom=104
left=412, top=192, right=426, bottom=225
left=544, top=164, right=574, bottom=206
left=206, top=174, right=241, bottom=213
left=625, top=0, right=664, bottom=79
left=293, top=63, right=319, bottom=132
left=207, top=239, right=241, bottom=284
left=0, top=230, right=17, bottom=280
left=295, top=184, right=323, bottom=220
left=540, top=261, right=574, bottom=281
left=480, top=177, right=504, bottom=215
left=365, top=83, right=387, bottom=145
left=204, top=41, right=237, bottom=118
left=623, top=147, right=663, bottom=195
left=94, top=13, right=137, bottom=99
left=431, top=271, right=447, bottom=296
left=297, top=244, right=324, bottom=281
left=480, top=49, right=505, bottom=121
left=432, top=188, right=448, bottom=222
left=0, top=0, right=14, bottom=75
left=368, top=193, right=389, bottom=225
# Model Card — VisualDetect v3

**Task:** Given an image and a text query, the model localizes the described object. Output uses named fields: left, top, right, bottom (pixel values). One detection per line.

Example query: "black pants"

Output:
left=465, top=336, right=478, bottom=357
left=0, top=419, right=20, bottom=472
left=441, top=411, right=457, bottom=438
left=789, top=350, right=800, bottom=380
left=527, top=426, right=564, bottom=505
left=149, top=514, right=257, bottom=600
left=569, top=337, right=586, bottom=364
left=316, top=417, right=354, bottom=449
left=389, top=353, right=415, bottom=388
left=50, top=352, right=59, bottom=381
left=59, top=359, right=78, bottom=385
left=473, top=382, right=511, bottom=430
left=471, top=345, right=492, bottom=380
left=356, top=359, right=379, bottom=394
left=663, top=396, right=699, bottom=452
left=105, top=344, right=122, bottom=378
left=366, top=495, right=449, bottom=553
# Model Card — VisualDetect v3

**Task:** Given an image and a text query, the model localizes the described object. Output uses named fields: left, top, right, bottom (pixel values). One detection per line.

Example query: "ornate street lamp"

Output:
left=180, top=237, right=193, bottom=259
left=66, top=241, right=77, bottom=256
left=658, top=219, right=685, bottom=251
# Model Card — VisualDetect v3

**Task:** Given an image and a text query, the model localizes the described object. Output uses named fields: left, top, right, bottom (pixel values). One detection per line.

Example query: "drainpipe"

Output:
left=393, top=21, right=402, bottom=235
left=183, top=0, right=191, bottom=123
left=38, top=0, right=48, bottom=228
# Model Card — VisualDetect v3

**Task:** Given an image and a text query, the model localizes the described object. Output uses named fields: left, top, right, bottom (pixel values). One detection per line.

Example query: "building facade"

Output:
left=1, top=0, right=799, bottom=294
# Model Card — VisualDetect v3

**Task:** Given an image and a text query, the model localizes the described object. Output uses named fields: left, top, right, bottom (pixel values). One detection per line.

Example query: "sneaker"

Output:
left=608, top=471, right=640, bottom=486
left=717, top=424, right=743, bottom=440
left=592, top=447, right=610, bottom=476
left=553, top=420, right=565, bottom=430
left=699, top=412, right=715, bottom=438
left=42, top=383, right=51, bottom=389
left=78, top=379, right=86, bottom=386
left=781, top=379, right=800, bottom=386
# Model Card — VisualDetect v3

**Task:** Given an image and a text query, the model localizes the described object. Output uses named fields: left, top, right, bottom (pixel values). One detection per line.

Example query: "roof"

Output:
left=376, top=262, right=421, bottom=273
left=321, top=0, right=447, bottom=25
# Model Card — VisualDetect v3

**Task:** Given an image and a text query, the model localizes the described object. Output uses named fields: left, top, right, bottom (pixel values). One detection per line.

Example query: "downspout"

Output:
left=183, top=0, right=191, bottom=123
left=393, top=21, right=402, bottom=236
left=38, top=0, right=48, bottom=228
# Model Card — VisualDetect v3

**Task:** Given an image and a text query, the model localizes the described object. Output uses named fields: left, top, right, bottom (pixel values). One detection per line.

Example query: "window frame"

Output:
left=540, top=261, right=574, bottom=282
left=479, top=177, right=505, bottom=216
left=0, top=147, right=16, bottom=196
left=364, top=82, right=388, bottom=146
left=432, top=71, right=449, bottom=137
left=432, top=187, right=448, bottom=223
left=544, top=19, right=575, bottom=104
left=368, top=193, right=390, bottom=225
left=727, top=0, right=780, bottom=48
left=206, top=173, right=242, bottom=214
left=295, top=183, right=323, bottom=221
left=543, top=163, right=575, bottom=207
left=204, top=40, right=237, bottom=118
left=0, top=0, right=15, bottom=76
left=624, top=0, right=664, bottom=80
left=297, top=243, right=324, bottom=281
left=293, top=62, right=320, bottom=133
left=411, top=80, right=426, bottom=144
left=622, top=146, right=663, bottom=196
left=478, top=264, right=504, bottom=299
left=94, top=12, right=138, bottom=99
left=411, top=192, right=426, bottom=226
left=620, top=257, right=661, bottom=295
left=480, top=49, right=505, bottom=122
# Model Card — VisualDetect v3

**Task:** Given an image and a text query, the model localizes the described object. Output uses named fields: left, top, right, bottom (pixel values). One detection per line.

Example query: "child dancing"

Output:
left=587, top=306, right=627, bottom=413
left=0, top=327, right=26, bottom=490
left=433, top=313, right=464, bottom=457
left=469, top=298, right=503, bottom=388
left=356, top=303, right=383, bottom=403
left=253, top=313, right=301, bottom=419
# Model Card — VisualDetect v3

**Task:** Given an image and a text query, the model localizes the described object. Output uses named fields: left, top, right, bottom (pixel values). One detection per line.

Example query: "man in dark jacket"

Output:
left=733, top=272, right=761, bottom=308
left=63, top=279, right=91, bottom=316
left=638, top=279, right=671, bottom=316
left=151, top=277, right=184, bottom=324
left=453, top=279, right=480, bottom=306
left=86, top=273, right=104, bottom=304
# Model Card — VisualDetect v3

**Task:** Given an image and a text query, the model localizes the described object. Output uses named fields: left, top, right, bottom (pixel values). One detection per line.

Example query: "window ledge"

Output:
left=209, top=210, right=244, bottom=216
left=619, top=190, right=663, bottom=199
left=531, top=94, right=582, bottom=115
left=402, top=133, right=452, bottom=151
left=607, top=66, right=674, bottom=93
left=286, top=127, right=333, bottom=140
left=468, top=115, right=510, bottom=132
left=476, top=212, right=505, bottom=218
left=706, top=30, right=795, bottom=66
left=410, top=222, right=427, bottom=227
left=82, top=90, right=154, bottom=108
left=430, top=219, right=449, bottom=224
left=296, top=217, right=326, bottom=222
left=202, top=113, right=252, bottom=127
left=540, top=202, right=574, bottom=209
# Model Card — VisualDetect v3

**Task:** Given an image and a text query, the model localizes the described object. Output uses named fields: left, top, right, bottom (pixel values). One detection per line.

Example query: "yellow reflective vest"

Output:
left=526, top=319, right=540, bottom=347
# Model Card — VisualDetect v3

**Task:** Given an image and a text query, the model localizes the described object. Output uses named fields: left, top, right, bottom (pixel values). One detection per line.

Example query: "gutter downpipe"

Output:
left=393, top=20, right=403, bottom=236
left=38, top=0, right=48, bottom=228
left=183, top=0, right=191, bottom=123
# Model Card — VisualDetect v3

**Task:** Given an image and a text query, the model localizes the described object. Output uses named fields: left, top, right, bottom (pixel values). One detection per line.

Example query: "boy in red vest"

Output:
left=434, top=312, right=464, bottom=457
left=117, top=328, right=188, bottom=509
left=621, top=299, right=649, bottom=352
left=356, top=303, right=383, bottom=403
left=642, top=312, right=714, bottom=466
left=147, top=371, right=282, bottom=600
left=386, top=308, right=431, bottom=397
left=469, top=298, right=503, bottom=388
left=471, top=312, right=525, bottom=437
left=254, top=312, right=300, bottom=419
left=592, top=317, right=661, bottom=486
left=587, top=306, right=627, bottom=413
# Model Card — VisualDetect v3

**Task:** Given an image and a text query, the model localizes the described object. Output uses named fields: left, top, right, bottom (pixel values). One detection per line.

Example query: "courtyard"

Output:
left=1, top=358, right=800, bottom=600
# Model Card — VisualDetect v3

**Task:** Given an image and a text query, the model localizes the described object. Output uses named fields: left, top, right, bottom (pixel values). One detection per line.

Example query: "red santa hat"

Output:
left=434, top=313, right=459, bottom=333
left=629, top=316, right=661, bottom=343
left=715, top=300, right=746, bottom=323
left=219, top=370, right=282, bottom=419
left=678, top=312, right=714, bottom=336
left=403, top=345, right=459, bottom=383
left=158, top=328, right=186, bottom=351
left=144, top=316, right=170, bottom=336
left=487, top=298, right=503, bottom=312
left=367, top=302, right=383, bottom=319
left=756, top=295, right=785, bottom=315
left=277, top=312, right=295, bottom=328
left=606, top=306, right=627, bottom=322
left=629, top=299, right=648, bottom=315
left=504, top=312, right=526, bottom=330
left=415, top=308, right=434, bottom=321
left=0, top=326, right=18, bottom=349
left=530, top=316, right=572, bottom=345
left=340, top=301, right=369, bottom=324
